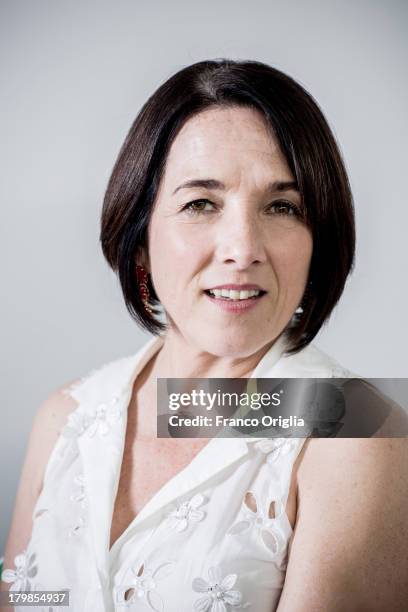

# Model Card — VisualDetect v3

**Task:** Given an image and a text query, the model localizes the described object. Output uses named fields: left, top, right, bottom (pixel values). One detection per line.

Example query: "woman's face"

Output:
left=146, top=106, right=313, bottom=357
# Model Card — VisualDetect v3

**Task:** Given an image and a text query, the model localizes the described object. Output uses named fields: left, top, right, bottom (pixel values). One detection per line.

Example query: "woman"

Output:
left=2, top=60, right=407, bottom=611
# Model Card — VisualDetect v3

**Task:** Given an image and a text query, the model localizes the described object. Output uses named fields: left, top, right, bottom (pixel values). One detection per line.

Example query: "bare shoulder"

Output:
left=276, top=438, right=408, bottom=611
left=298, top=436, right=408, bottom=486
left=24, top=381, right=80, bottom=487
left=296, top=437, right=408, bottom=547
left=33, top=380, right=80, bottom=442
left=1, top=380, right=80, bottom=588
left=296, top=437, right=408, bottom=530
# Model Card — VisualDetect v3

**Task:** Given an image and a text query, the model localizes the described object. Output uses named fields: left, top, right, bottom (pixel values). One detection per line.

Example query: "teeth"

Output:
left=208, top=288, right=261, bottom=300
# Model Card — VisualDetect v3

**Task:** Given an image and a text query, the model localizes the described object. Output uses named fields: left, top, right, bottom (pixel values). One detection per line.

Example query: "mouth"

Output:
left=204, top=288, right=266, bottom=301
left=203, top=288, right=266, bottom=313
left=204, top=285, right=267, bottom=302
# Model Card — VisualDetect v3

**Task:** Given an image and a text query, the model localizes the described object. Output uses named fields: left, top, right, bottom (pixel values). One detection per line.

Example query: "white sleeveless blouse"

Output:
left=3, top=335, right=352, bottom=612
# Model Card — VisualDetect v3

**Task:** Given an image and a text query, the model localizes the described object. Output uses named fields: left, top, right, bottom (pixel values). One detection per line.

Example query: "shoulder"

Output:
left=281, top=437, right=408, bottom=610
left=63, top=338, right=161, bottom=405
left=298, top=436, right=408, bottom=491
left=37, top=336, right=159, bottom=433
left=20, top=343, right=143, bottom=490
left=298, top=437, right=408, bottom=574
left=28, top=380, right=81, bottom=491
left=29, top=350, right=140, bottom=484
left=2, top=380, right=82, bottom=572
left=36, top=380, right=80, bottom=432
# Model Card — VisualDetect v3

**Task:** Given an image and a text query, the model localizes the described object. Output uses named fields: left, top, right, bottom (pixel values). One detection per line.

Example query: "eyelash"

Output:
left=181, top=198, right=301, bottom=217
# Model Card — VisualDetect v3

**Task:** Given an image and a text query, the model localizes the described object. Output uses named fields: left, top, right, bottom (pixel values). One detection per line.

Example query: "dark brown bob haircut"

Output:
left=100, top=59, right=355, bottom=354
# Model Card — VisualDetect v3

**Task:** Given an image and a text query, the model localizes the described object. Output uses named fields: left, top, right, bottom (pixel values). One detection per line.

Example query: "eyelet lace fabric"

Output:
left=115, top=556, right=175, bottom=611
left=2, top=551, right=38, bottom=591
left=3, top=337, right=355, bottom=611
left=227, top=489, right=286, bottom=558
left=192, top=565, right=250, bottom=611
left=164, top=493, right=207, bottom=532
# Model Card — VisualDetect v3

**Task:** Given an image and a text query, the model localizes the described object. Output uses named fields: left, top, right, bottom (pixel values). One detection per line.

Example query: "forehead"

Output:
left=163, top=106, right=292, bottom=184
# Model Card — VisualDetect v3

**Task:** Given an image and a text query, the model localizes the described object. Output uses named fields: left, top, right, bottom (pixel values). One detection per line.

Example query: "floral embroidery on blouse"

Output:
left=192, top=565, right=247, bottom=611
left=227, top=491, right=285, bottom=556
left=3, top=555, right=56, bottom=611
left=70, top=473, right=86, bottom=507
left=165, top=493, right=207, bottom=532
left=86, top=399, right=122, bottom=437
left=67, top=515, right=87, bottom=538
left=61, top=397, right=122, bottom=439
left=2, top=551, right=38, bottom=591
left=116, top=560, right=174, bottom=611
left=254, top=438, right=298, bottom=464
left=66, top=472, right=88, bottom=537
left=61, top=410, right=91, bottom=439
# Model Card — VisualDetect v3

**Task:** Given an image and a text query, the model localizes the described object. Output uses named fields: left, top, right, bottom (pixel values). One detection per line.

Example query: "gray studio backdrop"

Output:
left=1, top=0, right=407, bottom=553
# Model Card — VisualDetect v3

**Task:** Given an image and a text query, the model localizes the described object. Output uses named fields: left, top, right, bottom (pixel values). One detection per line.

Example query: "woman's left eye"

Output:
left=182, top=199, right=216, bottom=214
left=267, top=200, right=299, bottom=216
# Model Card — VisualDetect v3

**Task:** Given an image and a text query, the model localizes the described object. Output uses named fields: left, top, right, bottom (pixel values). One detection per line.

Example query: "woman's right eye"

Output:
left=182, top=199, right=216, bottom=214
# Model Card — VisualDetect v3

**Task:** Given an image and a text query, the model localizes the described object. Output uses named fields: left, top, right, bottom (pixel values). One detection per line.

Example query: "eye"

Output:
left=181, top=199, right=217, bottom=214
left=267, top=200, right=300, bottom=216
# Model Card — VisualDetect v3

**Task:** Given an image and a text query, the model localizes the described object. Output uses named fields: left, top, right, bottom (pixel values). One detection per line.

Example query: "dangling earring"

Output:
left=136, top=264, right=153, bottom=314
left=289, top=304, right=304, bottom=327
left=290, top=281, right=312, bottom=326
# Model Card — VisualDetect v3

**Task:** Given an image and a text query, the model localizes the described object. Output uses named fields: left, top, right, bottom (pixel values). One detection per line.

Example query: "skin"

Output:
left=141, top=105, right=313, bottom=382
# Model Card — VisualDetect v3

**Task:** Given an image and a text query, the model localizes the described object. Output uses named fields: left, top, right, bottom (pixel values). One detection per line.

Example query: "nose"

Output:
left=214, top=209, right=267, bottom=269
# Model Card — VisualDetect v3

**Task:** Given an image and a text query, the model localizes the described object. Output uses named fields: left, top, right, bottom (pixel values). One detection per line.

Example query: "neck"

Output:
left=151, top=329, right=279, bottom=379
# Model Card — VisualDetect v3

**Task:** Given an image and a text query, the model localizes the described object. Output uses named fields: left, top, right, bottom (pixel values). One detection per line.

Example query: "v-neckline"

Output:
left=77, top=333, right=288, bottom=579
left=108, top=333, right=289, bottom=553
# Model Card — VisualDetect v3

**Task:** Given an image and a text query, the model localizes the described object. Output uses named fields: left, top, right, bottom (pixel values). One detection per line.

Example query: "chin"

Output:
left=194, top=331, right=270, bottom=359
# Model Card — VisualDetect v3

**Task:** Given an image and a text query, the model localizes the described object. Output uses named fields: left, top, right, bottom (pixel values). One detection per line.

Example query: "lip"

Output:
left=205, top=283, right=265, bottom=291
left=204, top=291, right=266, bottom=313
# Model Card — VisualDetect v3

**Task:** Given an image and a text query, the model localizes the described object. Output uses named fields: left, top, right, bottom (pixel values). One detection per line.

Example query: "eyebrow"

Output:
left=172, top=178, right=299, bottom=195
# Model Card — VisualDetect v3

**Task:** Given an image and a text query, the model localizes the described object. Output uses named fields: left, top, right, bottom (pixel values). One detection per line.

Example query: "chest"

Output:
left=108, top=379, right=299, bottom=549
left=109, top=434, right=209, bottom=548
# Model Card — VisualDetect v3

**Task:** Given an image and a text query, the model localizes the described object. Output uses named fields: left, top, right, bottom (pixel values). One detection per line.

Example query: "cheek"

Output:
left=270, top=228, right=313, bottom=286
left=148, top=220, right=207, bottom=297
